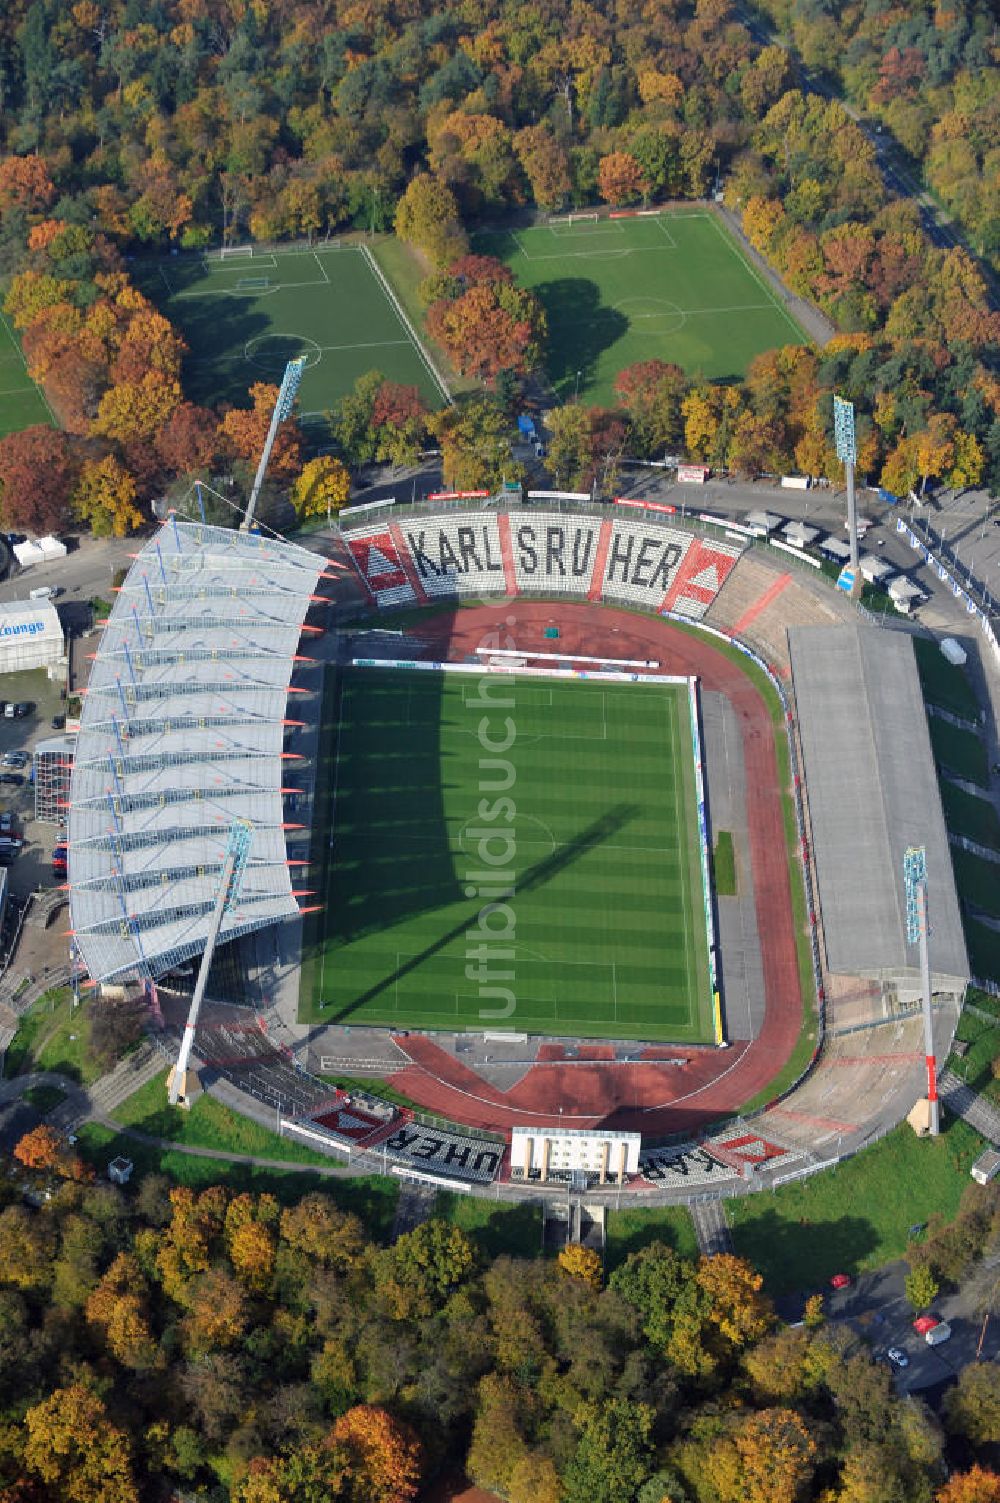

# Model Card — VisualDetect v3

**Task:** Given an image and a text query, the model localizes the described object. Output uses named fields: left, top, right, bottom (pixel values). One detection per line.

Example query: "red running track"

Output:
left=386, top=601, right=805, bottom=1136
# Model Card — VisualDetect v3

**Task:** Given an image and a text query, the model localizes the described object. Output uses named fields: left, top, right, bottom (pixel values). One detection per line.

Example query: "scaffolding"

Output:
left=33, top=737, right=74, bottom=825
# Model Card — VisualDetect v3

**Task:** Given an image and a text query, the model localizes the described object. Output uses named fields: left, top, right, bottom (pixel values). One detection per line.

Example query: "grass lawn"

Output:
left=713, top=830, right=737, bottom=896
left=135, top=242, right=446, bottom=424
left=0, top=308, right=53, bottom=436
left=112, top=1069, right=336, bottom=1168
left=3, top=989, right=103, bottom=1087
left=302, top=667, right=714, bottom=1042
left=950, top=846, right=1000, bottom=918
left=726, top=1117, right=985, bottom=1295
left=927, top=715, right=989, bottom=787
left=473, top=210, right=808, bottom=404
left=947, top=993, right=1000, bottom=1097
left=940, top=781, right=1000, bottom=849
left=370, top=237, right=478, bottom=398
left=77, top=1119, right=400, bottom=1238
left=913, top=637, right=981, bottom=721
left=433, top=1190, right=543, bottom=1259
left=605, top=1203, right=700, bottom=1269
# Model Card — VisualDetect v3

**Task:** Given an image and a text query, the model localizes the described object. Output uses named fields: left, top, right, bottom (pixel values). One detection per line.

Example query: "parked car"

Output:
left=0, top=814, right=14, bottom=833
left=830, top=1273, right=852, bottom=1290
left=7, top=702, right=33, bottom=718
left=925, top=1321, right=952, bottom=1346
left=912, top=1315, right=939, bottom=1335
left=1, top=751, right=28, bottom=768
left=0, top=773, right=23, bottom=786
left=886, top=1348, right=909, bottom=1369
left=51, top=714, right=66, bottom=730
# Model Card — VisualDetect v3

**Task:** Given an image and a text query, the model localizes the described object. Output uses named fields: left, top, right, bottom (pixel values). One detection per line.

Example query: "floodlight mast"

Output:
left=833, top=395, right=861, bottom=597
left=240, top=357, right=306, bottom=532
left=904, top=845, right=939, bottom=1136
left=168, top=819, right=254, bottom=1106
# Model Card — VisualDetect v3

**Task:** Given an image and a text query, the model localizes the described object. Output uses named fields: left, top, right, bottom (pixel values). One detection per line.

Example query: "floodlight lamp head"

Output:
left=276, top=357, right=306, bottom=421
left=833, top=395, right=857, bottom=464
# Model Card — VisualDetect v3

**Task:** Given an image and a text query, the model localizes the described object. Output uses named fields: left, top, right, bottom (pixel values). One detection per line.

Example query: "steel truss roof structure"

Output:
left=68, top=519, right=325, bottom=983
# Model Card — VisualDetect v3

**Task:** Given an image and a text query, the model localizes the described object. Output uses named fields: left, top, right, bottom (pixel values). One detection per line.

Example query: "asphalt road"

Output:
left=814, top=1250, right=1000, bottom=1396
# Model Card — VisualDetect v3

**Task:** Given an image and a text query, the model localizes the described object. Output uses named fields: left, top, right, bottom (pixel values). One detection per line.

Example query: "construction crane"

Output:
left=167, top=818, right=254, bottom=1106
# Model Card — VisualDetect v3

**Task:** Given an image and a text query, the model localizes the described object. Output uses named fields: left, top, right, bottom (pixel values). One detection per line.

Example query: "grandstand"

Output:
left=343, top=508, right=744, bottom=620
left=67, top=520, right=326, bottom=984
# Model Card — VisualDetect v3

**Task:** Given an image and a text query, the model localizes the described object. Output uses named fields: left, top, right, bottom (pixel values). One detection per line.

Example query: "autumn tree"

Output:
left=700, top=1407, right=816, bottom=1503
left=0, top=425, right=79, bottom=533
left=291, top=455, right=351, bottom=520
left=614, top=361, right=688, bottom=457
left=430, top=398, right=519, bottom=493
left=280, top=1193, right=364, bottom=1272
left=558, top=1243, right=603, bottom=1290
left=0, top=154, right=56, bottom=213
left=92, top=372, right=182, bottom=446
left=597, top=152, right=647, bottom=206
left=936, top=1469, right=1000, bottom=1503
left=371, top=382, right=429, bottom=471
left=514, top=126, right=573, bottom=212
left=13, top=1125, right=65, bottom=1174
left=395, top=174, right=468, bottom=268
left=944, top=1363, right=1000, bottom=1447
left=427, top=275, right=546, bottom=385
left=23, top=1385, right=139, bottom=1503
left=219, top=383, right=303, bottom=480
left=330, top=1405, right=423, bottom=1503
left=72, top=456, right=144, bottom=538
left=154, top=403, right=221, bottom=477
left=372, top=1220, right=476, bottom=1321
left=85, top=1253, right=158, bottom=1371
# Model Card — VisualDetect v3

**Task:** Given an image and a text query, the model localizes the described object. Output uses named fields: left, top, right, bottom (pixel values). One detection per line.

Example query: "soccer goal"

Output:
left=220, top=244, right=255, bottom=262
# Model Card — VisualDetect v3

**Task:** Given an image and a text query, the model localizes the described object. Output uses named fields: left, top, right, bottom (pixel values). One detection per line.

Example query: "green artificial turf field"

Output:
left=474, top=210, right=809, bottom=403
left=0, top=308, right=53, bottom=435
left=302, top=666, right=714, bottom=1042
left=136, top=243, right=448, bottom=422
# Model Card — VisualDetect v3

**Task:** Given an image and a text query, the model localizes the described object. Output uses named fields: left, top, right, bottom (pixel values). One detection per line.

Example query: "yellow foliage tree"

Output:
left=557, top=1243, right=603, bottom=1290
left=291, top=455, right=351, bottom=520
left=92, top=372, right=182, bottom=444
left=72, top=456, right=144, bottom=538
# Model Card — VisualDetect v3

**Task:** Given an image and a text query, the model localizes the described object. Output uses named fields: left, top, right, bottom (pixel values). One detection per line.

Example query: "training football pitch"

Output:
left=135, top=243, right=448, bottom=422
left=301, top=667, right=715, bottom=1044
left=0, top=309, right=52, bottom=436
left=474, top=210, right=809, bottom=404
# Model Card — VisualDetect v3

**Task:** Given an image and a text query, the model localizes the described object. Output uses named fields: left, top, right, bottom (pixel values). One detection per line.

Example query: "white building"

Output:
left=511, top=1125, right=641, bottom=1185
left=0, top=600, right=65, bottom=674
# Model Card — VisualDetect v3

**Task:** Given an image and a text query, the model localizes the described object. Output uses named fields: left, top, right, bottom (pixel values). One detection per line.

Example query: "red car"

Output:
left=830, top=1274, right=852, bottom=1290
left=912, top=1315, right=939, bottom=1335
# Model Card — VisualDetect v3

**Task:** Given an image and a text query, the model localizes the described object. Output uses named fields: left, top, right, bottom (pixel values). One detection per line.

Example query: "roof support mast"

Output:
left=167, top=818, right=254, bottom=1106
left=240, top=357, right=306, bottom=533
left=904, top=845, right=939, bottom=1136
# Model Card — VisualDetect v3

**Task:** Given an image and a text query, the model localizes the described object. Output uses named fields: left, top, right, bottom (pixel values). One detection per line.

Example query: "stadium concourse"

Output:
left=67, top=504, right=968, bottom=1200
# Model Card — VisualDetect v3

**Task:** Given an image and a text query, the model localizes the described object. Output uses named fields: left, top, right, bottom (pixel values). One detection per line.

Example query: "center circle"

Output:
left=244, top=332, right=322, bottom=376
left=614, top=297, right=685, bottom=335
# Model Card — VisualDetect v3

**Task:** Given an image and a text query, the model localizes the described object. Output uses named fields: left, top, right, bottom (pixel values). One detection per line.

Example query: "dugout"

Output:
left=788, top=624, right=968, bottom=1005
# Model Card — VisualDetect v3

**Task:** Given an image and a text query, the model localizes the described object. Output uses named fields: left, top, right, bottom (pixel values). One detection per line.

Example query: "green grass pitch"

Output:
left=301, top=667, right=715, bottom=1043
left=0, top=309, right=53, bottom=436
left=473, top=210, right=809, bottom=404
left=135, top=244, right=447, bottom=422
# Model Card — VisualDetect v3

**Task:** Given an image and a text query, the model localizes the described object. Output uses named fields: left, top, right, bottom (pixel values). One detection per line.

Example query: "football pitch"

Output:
left=301, top=667, right=715, bottom=1044
left=135, top=243, right=449, bottom=422
left=0, top=308, right=52, bottom=436
left=474, top=210, right=809, bottom=404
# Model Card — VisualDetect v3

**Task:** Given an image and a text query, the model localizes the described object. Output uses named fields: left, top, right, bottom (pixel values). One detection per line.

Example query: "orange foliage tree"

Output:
left=0, top=154, right=57, bottom=212
left=597, top=151, right=647, bottom=206
left=218, top=383, right=303, bottom=479
left=329, top=1405, right=423, bottom=1503
left=23, top=1385, right=139, bottom=1503
left=937, top=1469, right=1000, bottom=1503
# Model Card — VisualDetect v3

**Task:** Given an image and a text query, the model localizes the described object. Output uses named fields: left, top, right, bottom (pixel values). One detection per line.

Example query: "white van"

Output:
left=925, top=1321, right=952, bottom=1346
left=28, top=585, right=53, bottom=600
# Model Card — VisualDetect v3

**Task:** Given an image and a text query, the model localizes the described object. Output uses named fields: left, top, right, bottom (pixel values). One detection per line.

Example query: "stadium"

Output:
left=66, top=503, right=969, bottom=1197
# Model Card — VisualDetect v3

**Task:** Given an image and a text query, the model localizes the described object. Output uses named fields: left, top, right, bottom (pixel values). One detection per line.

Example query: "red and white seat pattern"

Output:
left=342, top=510, right=742, bottom=621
